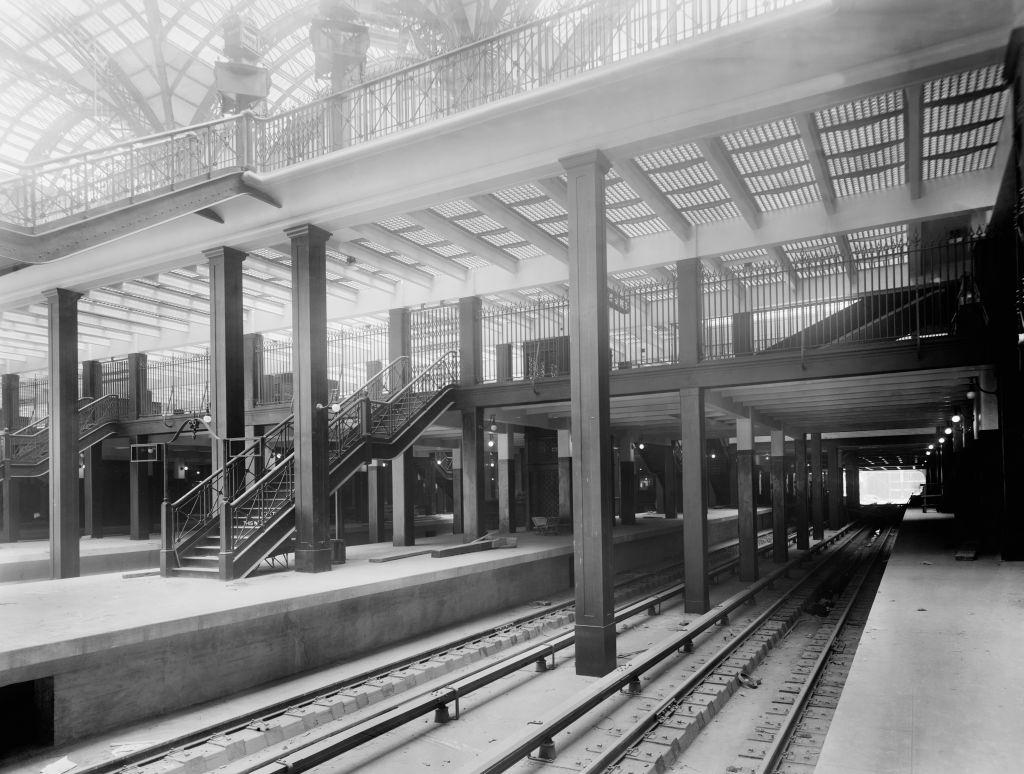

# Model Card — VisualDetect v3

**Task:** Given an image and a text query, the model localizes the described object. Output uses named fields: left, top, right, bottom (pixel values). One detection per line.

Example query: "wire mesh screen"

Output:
left=410, top=305, right=460, bottom=373
left=141, top=351, right=210, bottom=417
left=699, top=236, right=980, bottom=360
left=328, top=324, right=389, bottom=398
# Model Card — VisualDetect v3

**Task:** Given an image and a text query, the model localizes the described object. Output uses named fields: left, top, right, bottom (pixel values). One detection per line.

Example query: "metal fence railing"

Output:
left=0, top=0, right=811, bottom=228
left=141, top=351, right=210, bottom=417
left=699, top=236, right=979, bottom=360
left=328, top=325, right=389, bottom=399
left=411, top=304, right=460, bottom=374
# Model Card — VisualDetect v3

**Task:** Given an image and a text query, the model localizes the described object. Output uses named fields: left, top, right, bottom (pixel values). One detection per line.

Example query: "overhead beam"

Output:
left=695, top=137, right=763, bottom=231
left=336, top=240, right=435, bottom=288
left=536, top=176, right=630, bottom=255
left=904, top=83, right=924, bottom=200
left=705, top=390, right=784, bottom=432
left=244, top=254, right=359, bottom=301
left=353, top=224, right=470, bottom=280
left=795, top=112, right=837, bottom=215
left=406, top=209, right=521, bottom=274
left=469, top=194, right=569, bottom=264
left=768, top=245, right=800, bottom=293
left=325, top=253, right=399, bottom=293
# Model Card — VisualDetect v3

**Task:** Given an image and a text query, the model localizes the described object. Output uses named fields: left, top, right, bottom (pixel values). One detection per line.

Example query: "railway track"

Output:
left=82, top=528, right=791, bottom=774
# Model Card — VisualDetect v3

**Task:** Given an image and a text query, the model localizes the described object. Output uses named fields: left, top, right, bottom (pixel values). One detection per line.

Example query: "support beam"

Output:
left=695, top=137, right=762, bottom=231
left=563, top=150, right=615, bottom=677
left=536, top=176, right=630, bottom=255
left=287, top=223, right=333, bottom=574
left=83, top=443, right=105, bottom=539
left=459, top=296, right=482, bottom=386
left=460, top=408, right=485, bottom=538
left=905, top=82, right=924, bottom=200
left=680, top=386, right=709, bottom=613
left=408, top=209, right=520, bottom=274
left=795, top=112, right=837, bottom=215
left=736, top=413, right=758, bottom=582
left=827, top=444, right=843, bottom=530
left=469, top=194, right=569, bottom=264
left=557, top=428, right=572, bottom=526
left=45, top=288, right=81, bottom=579
left=793, top=433, right=809, bottom=550
left=129, top=433, right=150, bottom=539
left=245, top=254, right=359, bottom=301
left=391, top=449, right=415, bottom=546
left=770, top=429, right=787, bottom=563
left=354, top=224, right=469, bottom=280
left=336, top=240, right=435, bottom=288
left=450, top=449, right=463, bottom=535
left=325, top=254, right=399, bottom=293
left=810, top=432, right=824, bottom=540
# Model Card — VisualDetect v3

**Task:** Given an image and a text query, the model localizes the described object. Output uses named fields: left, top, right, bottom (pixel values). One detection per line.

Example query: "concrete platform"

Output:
left=817, top=509, right=1024, bottom=774
left=0, top=510, right=752, bottom=748
left=0, top=535, right=162, bottom=583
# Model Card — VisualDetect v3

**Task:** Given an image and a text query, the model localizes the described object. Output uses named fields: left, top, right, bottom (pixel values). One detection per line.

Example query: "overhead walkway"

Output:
left=164, top=352, right=459, bottom=579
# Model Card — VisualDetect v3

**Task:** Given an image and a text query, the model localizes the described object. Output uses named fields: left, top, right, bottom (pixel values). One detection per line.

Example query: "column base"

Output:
left=331, top=538, right=346, bottom=564
left=574, top=622, right=616, bottom=676
left=159, top=549, right=176, bottom=577
left=295, top=547, right=333, bottom=573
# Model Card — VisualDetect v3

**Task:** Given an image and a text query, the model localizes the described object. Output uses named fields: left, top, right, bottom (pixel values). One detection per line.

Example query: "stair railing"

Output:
left=168, top=356, right=411, bottom=559
left=0, top=394, right=120, bottom=466
left=366, top=351, right=459, bottom=440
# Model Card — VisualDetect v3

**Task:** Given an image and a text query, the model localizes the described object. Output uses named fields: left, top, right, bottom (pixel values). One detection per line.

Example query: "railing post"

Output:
left=128, top=352, right=147, bottom=419
left=160, top=498, right=174, bottom=576
left=219, top=500, right=235, bottom=580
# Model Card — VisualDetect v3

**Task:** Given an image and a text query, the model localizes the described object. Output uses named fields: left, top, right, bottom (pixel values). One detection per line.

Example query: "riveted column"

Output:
left=497, top=428, right=514, bottom=533
left=827, top=443, right=842, bottom=530
left=286, top=223, right=332, bottom=573
left=127, top=353, right=147, bottom=419
left=793, top=433, right=809, bottom=550
left=129, top=433, right=151, bottom=540
left=450, top=449, right=463, bottom=534
left=45, top=288, right=81, bottom=579
left=810, top=432, right=824, bottom=541
left=2, top=373, right=21, bottom=543
left=680, top=387, right=709, bottom=613
left=83, top=442, right=105, bottom=539
left=391, top=449, right=415, bottom=546
left=676, top=258, right=702, bottom=365
left=619, top=443, right=637, bottom=526
left=770, top=429, right=788, bottom=563
left=461, top=408, right=484, bottom=538
left=563, top=150, right=615, bottom=676
left=736, top=413, right=757, bottom=581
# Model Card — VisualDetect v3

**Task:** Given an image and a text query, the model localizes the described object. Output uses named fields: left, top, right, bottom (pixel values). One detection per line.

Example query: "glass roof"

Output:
left=0, top=0, right=576, bottom=174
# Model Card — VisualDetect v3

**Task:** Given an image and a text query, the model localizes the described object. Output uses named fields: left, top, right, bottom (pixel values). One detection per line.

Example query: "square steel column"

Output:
left=497, top=430, right=514, bottom=533
left=1, top=373, right=21, bottom=543
left=793, top=433, right=809, bottom=550
left=563, top=150, right=615, bottom=677
left=845, top=461, right=860, bottom=516
left=83, top=443, right=105, bottom=539
left=367, top=461, right=385, bottom=542
left=450, top=449, right=463, bottom=534
left=736, top=414, right=758, bottom=581
left=810, top=432, right=824, bottom=540
left=389, top=307, right=411, bottom=386
left=286, top=224, right=333, bottom=573
left=459, top=297, right=482, bottom=386
left=45, top=288, right=81, bottom=579
left=770, top=430, right=788, bottom=563
left=662, top=446, right=678, bottom=518
left=557, top=428, right=572, bottom=524
left=129, top=434, right=151, bottom=540
left=391, top=449, right=415, bottom=546
left=460, top=408, right=484, bottom=538
left=680, top=387, right=709, bottom=613
left=676, top=259, right=701, bottom=365
left=827, top=444, right=842, bottom=530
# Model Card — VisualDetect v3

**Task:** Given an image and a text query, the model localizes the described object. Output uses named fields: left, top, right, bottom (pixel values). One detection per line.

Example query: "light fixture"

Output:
left=436, top=458, right=443, bottom=465
left=951, top=413, right=962, bottom=424
left=316, top=402, right=342, bottom=413
left=637, top=439, right=645, bottom=451
left=487, top=434, right=495, bottom=448
left=928, top=444, right=934, bottom=450
left=202, top=411, right=212, bottom=424
left=710, top=452, right=717, bottom=459
left=488, top=416, right=498, bottom=433
left=926, top=450, right=932, bottom=456
left=944, top=427, right=952, bottom=435
left=966, top=376, right=997, bottom=401
left=938, top=437, right=946, bottom=444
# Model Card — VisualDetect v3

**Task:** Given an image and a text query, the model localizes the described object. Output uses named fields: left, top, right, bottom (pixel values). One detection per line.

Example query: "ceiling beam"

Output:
left=336, top=240, right=435, bottom=289
left=535, top=176, right=631, bottom=256
left=904, top=83, right=924, bottom=200
left=325, top=253, right=399, bottom=293
left=836, top=234, right=859, bottom=290
left=469, top=194, right=569, bottom=264
left=695, top=137, right=763, bottom=231
left=354, top=224, right=469, bottom=281
left=244, top=254, right=359, bottom=302
left=407, top=209, right=521, bottom=274
left=795, top=112, right=837, bottom=215
left=705, top=390, right=785, bottom=432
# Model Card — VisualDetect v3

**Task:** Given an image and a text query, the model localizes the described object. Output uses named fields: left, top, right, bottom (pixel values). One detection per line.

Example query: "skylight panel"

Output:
left=514, top=200, right=566, bottom=222
left=668, top=185, right=731, bottom=209
left=377, top=215, right=418, bottom=230
left=399, top=228, right=445, bottom=246
left=431, top=242, right=470, bottom=258
left=431, top=200, right=476, bottom=218
left=815, top=91, right=904, bottom=130
left=650, top=162, right=719, bottom=192
left=482, top=230, right=526, bottom=247
left=755, top=186, right=820, bottom=211
left=634, top=143, right=702, bottom=171
left=453, top=254, right=490, bottom=269
left=616, top=218, right=668, bottom=237
left=685, top=202, right=741, bottom=223
left=605, top=177, right=641, bottom=205
left=493, top=183, right=546, bottom=204
left=506, top=244, right=545, bottom=260
left=925, top=64, right=1003, bottom=102
left=607, top=201, right=656, bottom=224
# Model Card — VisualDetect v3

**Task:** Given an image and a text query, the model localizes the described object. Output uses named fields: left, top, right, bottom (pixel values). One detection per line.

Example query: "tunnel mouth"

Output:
left=0, top=676, right=54, bottom=761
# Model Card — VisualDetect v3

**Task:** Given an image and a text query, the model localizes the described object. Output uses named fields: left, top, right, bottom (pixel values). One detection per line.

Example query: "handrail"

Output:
left=0, top=0, right=812, bottom=228
left=1, top=393, right=121, bottom=465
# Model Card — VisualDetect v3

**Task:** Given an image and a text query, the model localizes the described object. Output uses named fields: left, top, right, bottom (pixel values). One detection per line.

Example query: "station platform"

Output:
left=817, top=509, right=1024, bottom=773
left=0, top=535, right=162, bottom=583
left=0, top=508, right=752, bottom=750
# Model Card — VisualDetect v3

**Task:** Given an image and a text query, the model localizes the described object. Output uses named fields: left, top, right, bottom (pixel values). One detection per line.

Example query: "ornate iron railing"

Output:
left=0, top=394, right=121, bottom=466
left=699, top=236, right=980, bottom=360
left=367, top=351, right=459, bottom=438
left=0, top=0, right=810, bottom=228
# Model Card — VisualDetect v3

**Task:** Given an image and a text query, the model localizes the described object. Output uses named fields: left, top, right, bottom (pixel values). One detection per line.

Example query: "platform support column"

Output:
left=127, top=353, right=147, bottom=419
left=391, top=449, right=415, bottom=547
left=45, top=288, right=81, bottom=579
left=287, top=223, right=333, bottom=574
left=497, top=429, right=514, bottom=533
left=793, top=433, right=809, bottom=550
left=844, top=459, right=859, bottom=520
left=562, top=150, right=615, bottom=677
left=663, top=445, right=678, bottom=518
left=770, top=429, right=787, bottom=563
left=389, top=307, right=411, bottom=387
left=461, top=408, right=485, bottom=538
left=83, top=443, right=105, bottom=539
left=676, top=258, right=701, bottom=365
left=1, top=373, right=20, bottom=543
left=557, top=428, right=572, bottom=525
left=129, top=434, right=151, bottom=540
left=680, top=387, right=709, bottom=612
left=736, top=413, right=758, bottom=582
left=810, top=432, right=824, bottom=541
left=459, top=296, right=482, bottom=386
left=81, top=360, right=103, bottom=400
left=827, top=443, right=842, bottom=530
left=619, top=454, right=637, bottom=526
left=367, top=460, right=385, bottom=542
left=206, top=246, right=248, bottom=578
left=451, top=449, right=463, bottom=534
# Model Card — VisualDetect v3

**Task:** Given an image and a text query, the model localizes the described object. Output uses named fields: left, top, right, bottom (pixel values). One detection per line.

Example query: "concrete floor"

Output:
left=816, top=509, right=1024, bottom=774
left=0, top=535, right=162, bottom=582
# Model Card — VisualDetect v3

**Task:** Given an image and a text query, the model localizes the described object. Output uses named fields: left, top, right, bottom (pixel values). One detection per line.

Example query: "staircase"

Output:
left=0, top=394, right=123, bottom=477
left=164, top=351, right=459, bottom=579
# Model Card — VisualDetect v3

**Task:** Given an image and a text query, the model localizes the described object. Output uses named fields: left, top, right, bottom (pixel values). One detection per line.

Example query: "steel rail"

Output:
left=755, top=525, right=898, bottom=774
left=471, top=523, right=861, bottom=774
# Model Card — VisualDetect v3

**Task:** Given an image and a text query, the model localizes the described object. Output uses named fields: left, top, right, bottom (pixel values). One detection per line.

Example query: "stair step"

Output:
left=171, top=566, right=220, bottom=579
left=181, top=554, right=219, bottom=567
